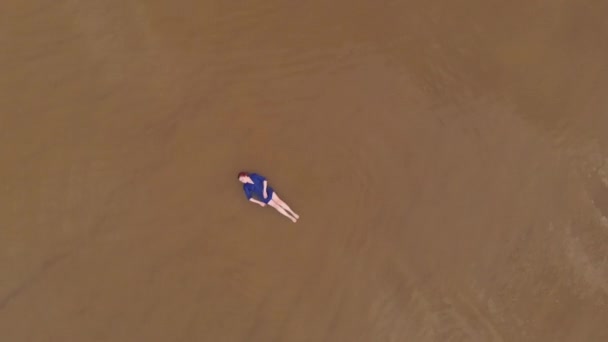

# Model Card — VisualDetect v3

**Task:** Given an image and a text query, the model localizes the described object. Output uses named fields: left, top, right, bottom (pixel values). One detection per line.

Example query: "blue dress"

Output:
left=243, top=173, right=274, bottom=204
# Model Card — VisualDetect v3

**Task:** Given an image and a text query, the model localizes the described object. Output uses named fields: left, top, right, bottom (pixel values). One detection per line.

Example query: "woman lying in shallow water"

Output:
left=238, top=172, right=299, bottom=223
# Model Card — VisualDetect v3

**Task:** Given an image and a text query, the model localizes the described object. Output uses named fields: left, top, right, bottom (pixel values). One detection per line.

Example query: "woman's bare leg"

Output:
left=268, top=200, right=297, bottom=222
left=271, top=194, right=299, bottom=219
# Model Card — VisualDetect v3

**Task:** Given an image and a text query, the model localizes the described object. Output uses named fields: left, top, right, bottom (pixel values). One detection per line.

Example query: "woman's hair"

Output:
left=238, top=172, right=248, bottom=179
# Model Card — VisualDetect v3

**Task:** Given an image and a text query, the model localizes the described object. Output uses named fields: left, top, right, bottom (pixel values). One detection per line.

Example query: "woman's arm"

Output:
left=249, top=198, right=266, bottom=206
left=263, top=180, right=268, bottom=198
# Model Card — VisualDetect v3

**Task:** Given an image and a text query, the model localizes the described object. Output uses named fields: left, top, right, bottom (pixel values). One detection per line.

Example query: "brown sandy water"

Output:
left=2, top=1, right=608, bottom=341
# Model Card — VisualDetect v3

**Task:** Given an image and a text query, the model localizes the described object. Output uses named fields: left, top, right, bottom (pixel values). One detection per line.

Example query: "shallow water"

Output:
left=1, top=0, right=608, bottom=341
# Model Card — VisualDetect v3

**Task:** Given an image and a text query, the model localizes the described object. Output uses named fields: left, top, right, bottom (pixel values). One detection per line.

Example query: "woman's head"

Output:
left=238, top=171, right=249, bottom=183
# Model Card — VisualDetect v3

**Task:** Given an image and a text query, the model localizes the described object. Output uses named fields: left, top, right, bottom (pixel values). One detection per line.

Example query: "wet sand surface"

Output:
left=2, top=1, right=608, bottom=341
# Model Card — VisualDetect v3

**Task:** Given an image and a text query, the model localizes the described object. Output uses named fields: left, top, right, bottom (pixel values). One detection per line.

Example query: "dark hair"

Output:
left=238, top=172, right=248, bottom=179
